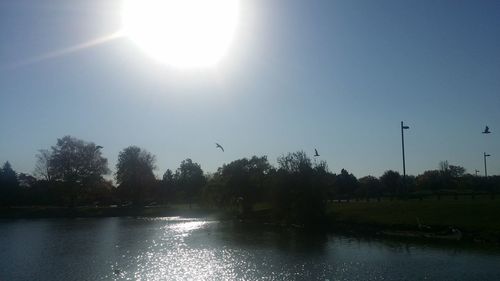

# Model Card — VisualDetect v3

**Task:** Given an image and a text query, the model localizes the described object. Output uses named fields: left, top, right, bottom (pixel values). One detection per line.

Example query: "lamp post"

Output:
left=484, top=152, right=490, bottom=177
left=401, top=121, right=410, bottom=179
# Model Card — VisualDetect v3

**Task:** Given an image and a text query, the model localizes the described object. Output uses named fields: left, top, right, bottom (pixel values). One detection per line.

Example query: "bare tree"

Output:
left=34, top=149, right=52, bottom=181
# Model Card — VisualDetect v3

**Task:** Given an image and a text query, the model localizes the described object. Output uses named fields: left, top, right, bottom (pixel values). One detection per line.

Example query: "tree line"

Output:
left=1, top=135, right=499, bottom=225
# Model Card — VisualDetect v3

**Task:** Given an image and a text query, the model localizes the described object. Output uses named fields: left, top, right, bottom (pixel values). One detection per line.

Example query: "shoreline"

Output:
left=1, top=205, right=499, bottom=245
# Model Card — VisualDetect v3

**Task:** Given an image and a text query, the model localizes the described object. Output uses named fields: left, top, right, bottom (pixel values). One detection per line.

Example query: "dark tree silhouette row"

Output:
left=1, top=136, right=499, bottom=225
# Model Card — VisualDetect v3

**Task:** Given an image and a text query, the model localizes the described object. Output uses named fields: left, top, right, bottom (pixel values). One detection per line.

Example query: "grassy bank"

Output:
left=327, top=198, right=500, bottom=242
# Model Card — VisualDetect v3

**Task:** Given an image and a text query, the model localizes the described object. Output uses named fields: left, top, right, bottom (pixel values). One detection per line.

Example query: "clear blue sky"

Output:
left=1, top=0, right=499, bottom=178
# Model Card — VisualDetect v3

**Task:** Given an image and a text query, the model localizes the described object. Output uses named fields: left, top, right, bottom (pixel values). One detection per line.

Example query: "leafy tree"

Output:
left=438, top=161, right=466, bottom=189
left=273, top=151, right=327, bottom=227
left=217, top=156, right=272, bottom=215
left=174, top=159, right=206, bottom=208
left=159, top=169, right=175, bottom=204
left=416, top=170, right=442, bottom=191
left=358, top=176, right=382, bottom=198
left=379, top=170, right=402, bottom=195
left=48, top=136, right=109, bottom=206
left=333, top=169, right=358, bottom=199
left=115, top=146, right=156, bottom=206
left=449, top=165, right=466, bottom=178
left=201, top=173, right=227, bottom=208
left=277, top=151, right=312, bottom=174
left=163, top=169, right=174, bottom=183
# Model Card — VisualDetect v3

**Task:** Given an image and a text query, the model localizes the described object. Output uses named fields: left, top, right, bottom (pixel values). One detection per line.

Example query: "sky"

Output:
left=1, top=0, right=499, bottom=179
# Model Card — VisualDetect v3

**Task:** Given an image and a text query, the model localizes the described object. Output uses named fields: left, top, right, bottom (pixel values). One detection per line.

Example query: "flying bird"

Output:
left=215, top=143, right=224, bottom=152
left=482, top=126, right=491, bottom=134
left=314, top=148, right=320, bottom=157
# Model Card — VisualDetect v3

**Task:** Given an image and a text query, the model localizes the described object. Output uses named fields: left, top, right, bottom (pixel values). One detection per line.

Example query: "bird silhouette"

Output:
left=314, top=148, right=320, bottom=157
left=482, top=126, right=491, bottom=134
left=96, top=145, right=103, bottom=149
left=215, top=143, right=224, bottom=152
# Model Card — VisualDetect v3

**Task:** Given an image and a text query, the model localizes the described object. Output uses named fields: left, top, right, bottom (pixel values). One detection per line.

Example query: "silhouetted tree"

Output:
left=85, top=179, right=114, bottom=206
left=405, top=175, right=417, bottom=193
left=439, top=160, right=450, bottom=173
left=380, top=170, right=402, bottom=196
left=34, top=149, right=53, bottom=181
left=174, top=159, right=206, bottom=208
left=273, top=151, right=327, bottom=226
left=202, top=172, right=227, bottom=208
left=0, top=162, right=19, bottom=206
left=18, top=173, right=37, bottom=189
left=277, top=151, right=312, bottom=174
left=48, top=136, right=109, bottom=206
left=333, top=169, right=358, bottom=199
left=438, top=161, right=466, bottom=190
left=216, top=156, right=272, bottom=215
left=449, top=165, right=466, bottom=178
left=159, top=169, right=175, bottom=204
left=115, top=146, right=156, bottom=206
left=416, top=170, right=442, bottom=191
left=358, top=176, right=382, bottom=199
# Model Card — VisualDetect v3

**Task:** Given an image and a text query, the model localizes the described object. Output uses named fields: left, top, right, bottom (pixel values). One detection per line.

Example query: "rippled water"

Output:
left=1, top=217, right=499, bottom=281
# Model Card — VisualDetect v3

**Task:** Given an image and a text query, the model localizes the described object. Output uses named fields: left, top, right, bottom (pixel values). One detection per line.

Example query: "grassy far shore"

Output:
left=326, top=198, right=500, bottom=242
left=2, top=198, right=500, bottom=244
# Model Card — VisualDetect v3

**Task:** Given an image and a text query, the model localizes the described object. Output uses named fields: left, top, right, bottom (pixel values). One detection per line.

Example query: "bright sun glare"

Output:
left=121, top=0, right=239, bottom=69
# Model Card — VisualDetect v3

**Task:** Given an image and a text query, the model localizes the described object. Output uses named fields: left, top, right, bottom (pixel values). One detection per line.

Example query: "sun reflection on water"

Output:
left=105, top=217, right=334, bottom=280
left=99, top=217, right=500, bottom=281
left=107, top=217, right=250, bottom=280
left=168, top=221, right=210, bottom=233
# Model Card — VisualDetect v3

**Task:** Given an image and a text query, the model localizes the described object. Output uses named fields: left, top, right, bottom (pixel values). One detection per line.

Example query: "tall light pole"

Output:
left=484, top=152, right=490, bottom=177
left=401, top=121, right=410, bottom=179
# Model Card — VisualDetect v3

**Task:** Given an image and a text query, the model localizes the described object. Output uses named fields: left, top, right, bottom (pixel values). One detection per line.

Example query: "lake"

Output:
left=1, top=217, right=499, bottom=280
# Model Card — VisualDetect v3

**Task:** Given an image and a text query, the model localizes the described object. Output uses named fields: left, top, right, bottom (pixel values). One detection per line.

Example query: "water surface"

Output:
left=1, top=217, right=499, bottom=280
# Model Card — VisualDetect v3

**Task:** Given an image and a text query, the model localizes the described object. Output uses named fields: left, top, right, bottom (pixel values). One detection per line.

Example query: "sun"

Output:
left=121, top=0, right=239, bottom=69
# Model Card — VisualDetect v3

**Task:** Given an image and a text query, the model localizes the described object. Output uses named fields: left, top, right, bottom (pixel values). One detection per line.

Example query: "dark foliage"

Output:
left=115, top=146, right=156, bottom=205
left=272, top=151, right=329, bottom=226
left=174, top=159, right=206, bottom=208
left=2, top=140, right=499, bottom=226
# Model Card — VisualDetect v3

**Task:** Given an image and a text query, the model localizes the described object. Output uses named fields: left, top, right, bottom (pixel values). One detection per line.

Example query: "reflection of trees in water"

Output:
left=211, top=222, right=329, bottom=255
left=329, top=229, right=496, bottom=257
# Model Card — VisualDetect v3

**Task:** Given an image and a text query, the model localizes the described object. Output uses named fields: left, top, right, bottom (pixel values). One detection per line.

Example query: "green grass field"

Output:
left=327, top=199, right=500, bottom=234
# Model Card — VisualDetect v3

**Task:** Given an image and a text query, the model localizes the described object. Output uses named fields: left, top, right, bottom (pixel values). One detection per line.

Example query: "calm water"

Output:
left=1, top=217, right=499, bottom=281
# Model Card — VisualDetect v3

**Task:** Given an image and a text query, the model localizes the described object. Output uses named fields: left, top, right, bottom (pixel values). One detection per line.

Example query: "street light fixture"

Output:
left=484, top=152, right=491, bottom=177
